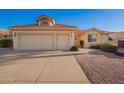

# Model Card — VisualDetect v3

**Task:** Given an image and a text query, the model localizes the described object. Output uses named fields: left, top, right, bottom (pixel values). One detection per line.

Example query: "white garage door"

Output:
left=56, top=34, right=70, bottom=50
left=20, top=34, right=54, bottom=50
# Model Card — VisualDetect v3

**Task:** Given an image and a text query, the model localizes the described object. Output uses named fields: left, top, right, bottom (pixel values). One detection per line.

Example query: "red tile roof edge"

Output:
left=0, top=29, right=10, bottom=35
left=10, top=24, right=77, bottom=29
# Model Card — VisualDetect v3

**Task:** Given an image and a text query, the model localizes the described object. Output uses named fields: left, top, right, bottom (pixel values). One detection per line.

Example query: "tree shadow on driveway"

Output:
left=0, top=49, right=73, bottom=65
left=88, top=49, right=124, bottom=60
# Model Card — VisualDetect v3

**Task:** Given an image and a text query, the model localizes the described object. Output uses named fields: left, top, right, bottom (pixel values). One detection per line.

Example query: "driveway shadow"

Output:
left=0, top=49, right=71, bottom=65
left=88, top=49, right=124, bottom=59
left=0, top=48, right=123, bottom=65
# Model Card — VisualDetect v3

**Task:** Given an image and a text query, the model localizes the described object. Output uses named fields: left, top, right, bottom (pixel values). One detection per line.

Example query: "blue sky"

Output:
left=0, top=9, right=124, bottom=32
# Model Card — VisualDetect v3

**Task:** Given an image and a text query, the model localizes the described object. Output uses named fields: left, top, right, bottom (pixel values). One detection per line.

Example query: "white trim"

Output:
left=54, top=34, right=57, bottom=50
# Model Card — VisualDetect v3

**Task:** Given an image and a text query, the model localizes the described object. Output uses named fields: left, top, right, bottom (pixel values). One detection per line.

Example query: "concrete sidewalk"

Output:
left=0, top=55, right=90, bottom=84
left=0, top=49, right=95, bottom=58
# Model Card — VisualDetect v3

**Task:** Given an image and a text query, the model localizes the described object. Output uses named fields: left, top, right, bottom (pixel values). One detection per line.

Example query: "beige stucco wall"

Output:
left=100, top=34, right=108, bottom=43
left=85, top=30, right=101, bottom=47
left=76, top=34, right=86, bottom=47
left=12, top=30, right=75, bottom=50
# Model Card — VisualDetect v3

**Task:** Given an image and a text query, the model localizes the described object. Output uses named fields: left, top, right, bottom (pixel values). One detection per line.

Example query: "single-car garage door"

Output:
left=56, top=34, right=70, bottom=50
left=20, top=34, right=54, bottom=50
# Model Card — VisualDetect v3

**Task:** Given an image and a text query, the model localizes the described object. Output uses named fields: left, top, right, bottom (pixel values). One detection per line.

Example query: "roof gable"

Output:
left=87, top=27, right=109, bottom=34
left=36, top=15, right=54, bottom=21
left=77, top=27, right=109, bottom=36
left=36, top=15, right=55, bottom=26
left=10, top=15, right=77, bottom=31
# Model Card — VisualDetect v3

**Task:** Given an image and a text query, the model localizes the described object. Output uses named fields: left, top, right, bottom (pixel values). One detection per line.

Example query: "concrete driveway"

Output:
left=0, top=49, right=89, bottom=84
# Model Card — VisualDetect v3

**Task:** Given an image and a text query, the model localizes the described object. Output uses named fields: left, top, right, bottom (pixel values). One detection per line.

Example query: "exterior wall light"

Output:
left=71, top=32, right=72, bottom=37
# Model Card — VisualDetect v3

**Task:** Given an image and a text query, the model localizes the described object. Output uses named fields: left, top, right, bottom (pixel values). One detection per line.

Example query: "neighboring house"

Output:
left=10, top=15, right=77, bottom=50
left=76, top=27, right=109, bottom=48
left=109, top=32, right=124, bottom=46
left=0, top=29, right=11, bottom=39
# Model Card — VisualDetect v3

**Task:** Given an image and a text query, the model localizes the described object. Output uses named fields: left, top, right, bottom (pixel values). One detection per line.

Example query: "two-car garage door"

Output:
left=20, top=35, right=54, bottom=50
left=19, top=34, right=70, bottom=50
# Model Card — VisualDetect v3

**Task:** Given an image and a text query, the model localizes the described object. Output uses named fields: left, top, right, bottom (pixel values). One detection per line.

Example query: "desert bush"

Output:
left=90, top=43, right=100, bottom=49
left=100, top=43, right=118, bottom=52
left=70, top=46, right=79, bottom=51
left=0, top=39, right=12, bottom=48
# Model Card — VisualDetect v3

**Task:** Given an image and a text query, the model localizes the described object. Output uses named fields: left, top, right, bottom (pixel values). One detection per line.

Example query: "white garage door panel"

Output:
left=56, top=35, right=70, bottom=50
left=20, top=35, right=54, bottom=50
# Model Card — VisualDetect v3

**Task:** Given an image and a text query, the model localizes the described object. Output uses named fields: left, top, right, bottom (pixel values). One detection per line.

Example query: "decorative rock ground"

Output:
left=75, top=50, right=124, bottom=84
left=115, top=48, right=124, bottom=56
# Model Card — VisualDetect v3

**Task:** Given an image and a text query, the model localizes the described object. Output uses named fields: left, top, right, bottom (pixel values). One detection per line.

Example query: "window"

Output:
left=88, top=34, right=96, bottom=42
left=42, top=21, right=49, bottom=26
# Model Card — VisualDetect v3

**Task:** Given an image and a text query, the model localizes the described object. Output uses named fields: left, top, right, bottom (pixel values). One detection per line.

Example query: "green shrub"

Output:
left=0, top=39, right=12, bottom=48
left=100, top=43, right=118, bottom=52
left=70, top=46, right=79, bottom=51
left=108, top=36, right=113, bottom=41
left=90, top=43, right=100, bottom=49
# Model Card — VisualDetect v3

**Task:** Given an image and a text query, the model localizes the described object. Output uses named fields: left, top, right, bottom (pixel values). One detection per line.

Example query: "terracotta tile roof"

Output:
left=78, top=29, right=87, bottom=33
left=87, top=27, right=110, bottom=34
left=77, top=27, right=110, bottom=36
left=77, top=29, right=87, bottom=36
left=0, top=29, right=10, bottom=35
left=10, top=24, right=77, bottom=30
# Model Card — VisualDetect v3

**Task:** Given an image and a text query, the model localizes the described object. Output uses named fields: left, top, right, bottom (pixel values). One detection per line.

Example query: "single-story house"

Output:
left=0, top=29, right=11, bottom=39
left=76, top=27, right=109, bottom=48
left=10, top=15, right=77, bottom=50
left=10, top=15, right=110, bottom=50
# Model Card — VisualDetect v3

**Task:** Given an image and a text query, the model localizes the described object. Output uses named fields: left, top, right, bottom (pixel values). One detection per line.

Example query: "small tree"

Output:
left=0, top=39, right=12, bottom=48
left=80, top=40, right=84, bottom=48
left=108, top=36, right=113, bottom=41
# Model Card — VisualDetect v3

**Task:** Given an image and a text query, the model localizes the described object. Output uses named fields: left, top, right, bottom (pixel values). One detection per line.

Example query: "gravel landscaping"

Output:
left=75, top=50, right=124, bottom=84
left=115, top=48, right=124, bottom=56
